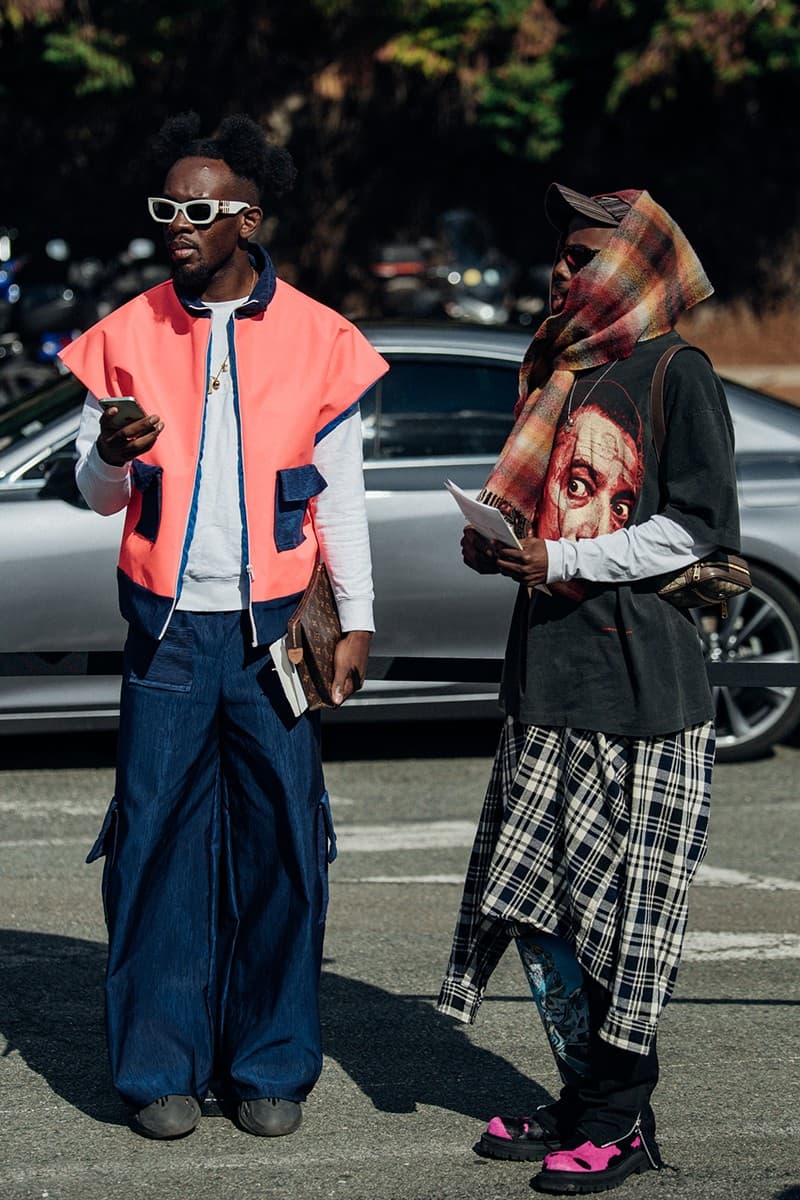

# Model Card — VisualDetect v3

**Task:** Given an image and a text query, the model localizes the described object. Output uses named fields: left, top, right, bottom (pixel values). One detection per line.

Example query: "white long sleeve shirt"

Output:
left=544, top=514, right=713, bottom=585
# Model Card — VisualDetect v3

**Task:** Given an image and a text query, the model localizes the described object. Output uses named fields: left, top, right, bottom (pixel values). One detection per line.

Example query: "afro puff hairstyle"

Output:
left=149, top=112, right=296, bottom=205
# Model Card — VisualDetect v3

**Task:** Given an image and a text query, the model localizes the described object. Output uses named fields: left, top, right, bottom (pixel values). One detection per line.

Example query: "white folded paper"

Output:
left=445, top=479, right=523, bottom=549
left=269, top=635, right=309, bottom=717
left=445, top=478, right=551, bottom=595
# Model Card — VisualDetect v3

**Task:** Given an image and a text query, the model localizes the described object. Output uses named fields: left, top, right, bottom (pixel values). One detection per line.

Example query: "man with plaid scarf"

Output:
left=437, top=184, right=740, bottom=1194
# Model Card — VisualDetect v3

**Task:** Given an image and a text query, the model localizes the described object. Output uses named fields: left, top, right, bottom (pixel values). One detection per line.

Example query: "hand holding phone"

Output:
left=98, top=396, right=148, bottom=431
left=97, top=396, right=164, bottom=466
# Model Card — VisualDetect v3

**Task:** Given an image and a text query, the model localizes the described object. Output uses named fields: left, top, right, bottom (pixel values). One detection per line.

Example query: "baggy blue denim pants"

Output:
left=87, top=610, right=335, bottom=1109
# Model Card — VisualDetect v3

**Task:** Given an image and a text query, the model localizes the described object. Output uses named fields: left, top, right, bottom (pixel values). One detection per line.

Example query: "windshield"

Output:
left=0, top=377, right=83, bottom=454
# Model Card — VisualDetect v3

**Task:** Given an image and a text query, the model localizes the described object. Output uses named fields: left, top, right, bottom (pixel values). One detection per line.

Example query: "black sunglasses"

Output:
left=557, top=242, right=602, bottom=273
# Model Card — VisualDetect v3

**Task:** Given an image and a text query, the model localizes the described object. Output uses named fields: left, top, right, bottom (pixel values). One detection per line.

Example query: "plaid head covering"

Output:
left=480, top=188, right=714, bottom=533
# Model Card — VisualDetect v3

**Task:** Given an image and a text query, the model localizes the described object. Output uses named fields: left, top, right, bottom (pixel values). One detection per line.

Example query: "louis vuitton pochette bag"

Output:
left=285, top=561, right=342, bottom=710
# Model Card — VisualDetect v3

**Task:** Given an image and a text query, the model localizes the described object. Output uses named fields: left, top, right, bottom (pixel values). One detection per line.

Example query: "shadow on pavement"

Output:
left=320, top=969, right=548, bottom=1119
left=0, top=928, right=124, bottom=1124
left=0, top=731, right=119, bottom=771
left=322, top=719, right=502, bottom=763
left=0, top=929, right=546, bottom=1127
left=0, top=720, right=503, bottom=771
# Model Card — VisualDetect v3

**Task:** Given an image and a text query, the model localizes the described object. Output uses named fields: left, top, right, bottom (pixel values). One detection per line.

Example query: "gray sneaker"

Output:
left=238, top=1097, right=302, bottom=1137
left=131, top=1095, right=201, bottom=1139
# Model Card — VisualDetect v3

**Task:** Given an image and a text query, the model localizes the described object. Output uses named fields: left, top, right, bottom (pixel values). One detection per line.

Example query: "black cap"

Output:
left=545, top=183, right=631, bottom=233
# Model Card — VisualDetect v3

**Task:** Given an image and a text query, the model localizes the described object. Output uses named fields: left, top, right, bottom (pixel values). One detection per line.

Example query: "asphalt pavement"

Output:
left=0, top=721, right=798, bottom=1200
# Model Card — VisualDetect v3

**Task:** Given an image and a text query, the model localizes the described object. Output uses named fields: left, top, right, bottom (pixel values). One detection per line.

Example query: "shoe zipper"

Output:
left=600, top=1116, right=660, bottom=1170
left=633, top=1115, right=660, bottom=1170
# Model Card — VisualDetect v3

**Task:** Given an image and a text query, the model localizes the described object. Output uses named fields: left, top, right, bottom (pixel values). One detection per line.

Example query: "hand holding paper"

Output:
left=445, top=479, right=523, bottom=549
left=446, top=479, right=551, bottom=594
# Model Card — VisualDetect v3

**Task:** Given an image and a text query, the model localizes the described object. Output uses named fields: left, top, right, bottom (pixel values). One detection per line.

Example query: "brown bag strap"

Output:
left=650, top=343, right=712, bottom=462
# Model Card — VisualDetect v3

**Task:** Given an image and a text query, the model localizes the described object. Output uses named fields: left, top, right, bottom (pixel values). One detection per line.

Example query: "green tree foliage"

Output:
left=0, top=0, right=798, bottom=303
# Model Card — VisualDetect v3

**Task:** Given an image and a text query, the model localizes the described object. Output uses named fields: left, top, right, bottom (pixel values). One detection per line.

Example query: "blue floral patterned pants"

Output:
left=514, top=929, right=659, bottom=1144
left=515, top=930, right=590, bottom=1087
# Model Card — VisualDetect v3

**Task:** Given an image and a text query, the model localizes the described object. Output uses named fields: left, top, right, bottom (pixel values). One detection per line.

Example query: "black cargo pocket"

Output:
left=126, top=623, right=193, bottom=692
left=274, top=465, right=327, bottom=551
left=316, top=790, right=337, bottom=925
left=132, top=460, right=163, bottom=543
left=86, top=797, right=118, bottom=926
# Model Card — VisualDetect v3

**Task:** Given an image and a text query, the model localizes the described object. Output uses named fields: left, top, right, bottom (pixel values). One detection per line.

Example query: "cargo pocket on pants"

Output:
left=126, top=623, right=193, bottom=692
left=86, top=796, right=119, bottom=925
left=316, top=790, right=337, bottom=925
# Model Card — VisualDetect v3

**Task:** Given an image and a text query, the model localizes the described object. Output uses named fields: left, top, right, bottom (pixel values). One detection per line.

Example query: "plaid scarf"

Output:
left=480, top=189, right=713, bottom=533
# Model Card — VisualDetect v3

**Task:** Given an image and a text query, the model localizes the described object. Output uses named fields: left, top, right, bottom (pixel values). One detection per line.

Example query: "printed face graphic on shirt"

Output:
left=535, top=388, right=644, bottom=542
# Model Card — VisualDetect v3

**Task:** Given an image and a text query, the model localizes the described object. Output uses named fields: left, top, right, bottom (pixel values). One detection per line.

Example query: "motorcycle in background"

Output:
left=370, top=209, right=549, bottom=326
left=369, top=237, right=441, bottom=319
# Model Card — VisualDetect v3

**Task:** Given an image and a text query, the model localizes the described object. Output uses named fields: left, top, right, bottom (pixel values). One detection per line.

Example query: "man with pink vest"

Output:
left=62, top=113, right=387, bottom=1140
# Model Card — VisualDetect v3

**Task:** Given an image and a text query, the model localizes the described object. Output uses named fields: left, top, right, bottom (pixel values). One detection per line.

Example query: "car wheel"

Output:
left=694, top=564, right=800, bottom=762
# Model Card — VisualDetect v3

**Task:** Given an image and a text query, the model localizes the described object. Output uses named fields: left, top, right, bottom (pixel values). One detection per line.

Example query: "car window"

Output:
left=366, top=359, right=516, bottom=459
left=0, top=376, right=83, bottom=454
left=359, top=379, right=377, bottom=461
left=17, top=436, right=77, bottom=483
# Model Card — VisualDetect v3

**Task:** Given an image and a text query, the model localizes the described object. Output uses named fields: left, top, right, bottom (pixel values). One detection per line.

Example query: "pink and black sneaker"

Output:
left=476, top=1105, right=563, bottom=1161
left=532, top=1128, right=661, bottom=1194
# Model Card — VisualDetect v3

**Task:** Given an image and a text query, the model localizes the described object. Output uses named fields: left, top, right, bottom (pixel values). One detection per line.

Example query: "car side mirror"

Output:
left=39, top=451, right=87, bottom=507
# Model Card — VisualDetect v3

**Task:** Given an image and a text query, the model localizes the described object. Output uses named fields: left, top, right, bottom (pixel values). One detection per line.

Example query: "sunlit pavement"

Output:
left=1, top=722, right=798, bottom=1200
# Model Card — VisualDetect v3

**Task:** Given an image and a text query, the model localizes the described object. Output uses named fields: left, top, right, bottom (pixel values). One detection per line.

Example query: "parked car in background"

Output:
left=1, top=323, right=800, bottom=762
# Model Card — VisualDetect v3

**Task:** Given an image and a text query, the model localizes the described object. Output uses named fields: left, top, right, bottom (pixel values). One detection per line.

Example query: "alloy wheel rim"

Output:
left=695, top=585, right=800, bottom=750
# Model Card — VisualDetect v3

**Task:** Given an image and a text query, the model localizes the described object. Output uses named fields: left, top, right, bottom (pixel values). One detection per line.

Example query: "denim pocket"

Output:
left=126, top=623, right=193, bottom=692
left=86, top=797, right=119, bottom=926
left=316, top=790, right=337, bottom=924
left=274, top=465, right=327, bottom=552
left=86, top=796, right=118, bottom=864
left=131, top=460, right=163, bottom=543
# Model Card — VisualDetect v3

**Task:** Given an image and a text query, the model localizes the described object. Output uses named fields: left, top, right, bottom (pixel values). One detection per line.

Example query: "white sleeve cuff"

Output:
left=545, top=539, right=567, bottom=585
left=87, top=442, right=131, bottom=482
left=337, top=597, right=376, bottom=633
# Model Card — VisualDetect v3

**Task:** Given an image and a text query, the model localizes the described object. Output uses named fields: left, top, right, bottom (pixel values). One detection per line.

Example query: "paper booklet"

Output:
left=445, top=479, right=523, bottom=549
left=445, top=479, right=551, bottom=595
left=269, top=635, right=309, bottom=717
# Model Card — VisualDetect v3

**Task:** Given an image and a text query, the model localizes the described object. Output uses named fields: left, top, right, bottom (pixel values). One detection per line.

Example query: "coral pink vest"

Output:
left=61, top=269, right=387, bottom=641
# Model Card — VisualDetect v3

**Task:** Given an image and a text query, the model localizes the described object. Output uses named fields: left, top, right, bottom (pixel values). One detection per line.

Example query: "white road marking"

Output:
left=336, top=820, right=476, bottom=852
left=2, top=819, right=800, bottom=896
left=696, top=864, right=800, bottom=892
left=0, top=793, right=355, bottom=816
left=1, top=812, right=798, bottom=964
left=337, top=875, right=464, bottom=884
left=2, top=932, right=799, bottom=968
left=682, top=932, right=800, bottom=960
left=0, top=837, right=88, bottom=848
left=0, top=801, right=109, bottom=817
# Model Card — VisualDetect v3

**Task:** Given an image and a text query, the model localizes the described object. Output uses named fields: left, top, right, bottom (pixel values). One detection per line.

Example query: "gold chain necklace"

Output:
left=207, top=355, right=229, bottom=393
left=206, top=268, right=258, bottom=395
left=565, top=359, right=617, bottom=430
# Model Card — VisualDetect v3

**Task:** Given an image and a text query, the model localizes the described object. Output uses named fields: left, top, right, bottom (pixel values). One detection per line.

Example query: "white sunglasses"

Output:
left=147, top=197, right=252, bottom=226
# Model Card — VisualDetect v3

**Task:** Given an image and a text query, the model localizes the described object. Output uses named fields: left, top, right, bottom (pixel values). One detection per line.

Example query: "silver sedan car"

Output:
left=1, top=324, right=799, bottom=762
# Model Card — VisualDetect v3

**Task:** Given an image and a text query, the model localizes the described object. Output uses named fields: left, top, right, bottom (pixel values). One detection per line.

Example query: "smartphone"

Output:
left=99, top=396, right=147, bottom=431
